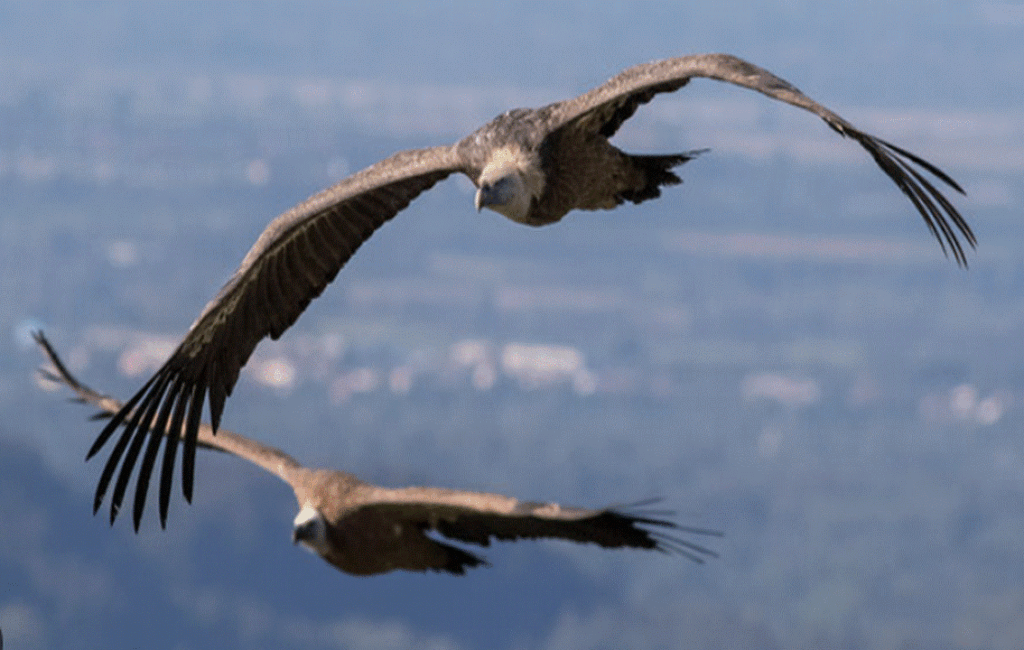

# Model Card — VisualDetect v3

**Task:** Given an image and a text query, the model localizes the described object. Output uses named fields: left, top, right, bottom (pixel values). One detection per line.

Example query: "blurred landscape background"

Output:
left=2, top=2, right=1023, bottom=649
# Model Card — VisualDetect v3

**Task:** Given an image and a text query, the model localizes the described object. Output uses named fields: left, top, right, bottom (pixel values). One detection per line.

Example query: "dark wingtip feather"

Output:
left=875, top=136, right=967, bottom=195
left=86, top=386, right=142, bottom=461
left=835, top=125, right=975, bottom=268
left=181, top=382, right=207, bottom=504
left=33, top=331, right=83, bottom=393
left=132, top=380, right=183, bottom=531
left=612, top=501, right=722, bottom=562
left=647, top=530, right=721, bottom=564
left=28, top=331, right=127, bottom=516
left=108, top=375, right=169, bottom=527
left=93, top=412, right=138, bottom=516
left=159, top=395, right=190, bottom=527
left=32, top=331, right=194, bottom=530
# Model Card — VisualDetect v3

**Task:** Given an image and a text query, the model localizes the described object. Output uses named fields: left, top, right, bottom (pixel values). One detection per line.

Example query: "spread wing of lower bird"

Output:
left=356, top=488, right=719, bottom=564
left=86, top=53, right=974, bottom=530
left=38, top=332, right=720, bottom=574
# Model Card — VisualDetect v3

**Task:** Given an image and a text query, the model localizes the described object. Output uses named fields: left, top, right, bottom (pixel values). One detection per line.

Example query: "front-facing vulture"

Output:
left=87, top=53, right=976, bottom=529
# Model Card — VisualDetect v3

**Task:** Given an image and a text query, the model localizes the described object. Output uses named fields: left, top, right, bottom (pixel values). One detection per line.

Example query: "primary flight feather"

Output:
left=38, top=332, right=719, bottom=573
left=87, top=53, right=975, bottom=529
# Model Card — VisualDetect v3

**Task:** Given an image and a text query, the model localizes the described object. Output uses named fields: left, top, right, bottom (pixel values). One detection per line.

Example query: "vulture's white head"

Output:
left=475, top=146, right=543, bottom=224
left=292, top=504, right=328, bottom=555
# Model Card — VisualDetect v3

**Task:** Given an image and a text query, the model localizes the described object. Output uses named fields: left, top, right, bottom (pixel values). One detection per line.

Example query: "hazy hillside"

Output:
left=3, top=2, right=1024, bottom=649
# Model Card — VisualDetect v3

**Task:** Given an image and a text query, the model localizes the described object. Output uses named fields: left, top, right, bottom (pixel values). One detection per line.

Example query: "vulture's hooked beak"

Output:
left=474, top=184, right=493, bottom=212
left=474, top=176, right=515, bottom=212
left=292, top=522, right=311, bottom=545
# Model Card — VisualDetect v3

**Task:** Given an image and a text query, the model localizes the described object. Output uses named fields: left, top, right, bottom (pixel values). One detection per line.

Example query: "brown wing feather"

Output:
left=543, top=52, right=975, bottom=266
left=87, top=145, right=465, bottom=530
left=35, top=331, right=305, bottom=486
left=360, top=488, right=721, bottom=563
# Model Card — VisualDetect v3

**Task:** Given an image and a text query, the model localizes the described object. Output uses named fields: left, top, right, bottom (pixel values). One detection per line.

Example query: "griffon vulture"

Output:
left=87, top=53, right=975, bottom=530
left=37, top=332, right=719, bottom=573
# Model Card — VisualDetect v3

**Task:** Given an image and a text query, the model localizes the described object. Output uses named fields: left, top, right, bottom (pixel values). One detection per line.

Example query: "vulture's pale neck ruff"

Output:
left=474, top=145, right=544, bottom=223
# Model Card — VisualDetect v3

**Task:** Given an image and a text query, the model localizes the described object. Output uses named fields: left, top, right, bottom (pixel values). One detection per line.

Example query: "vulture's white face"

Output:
left=292, top=504, right=329, bottom=555
left=474, top=146, right=541, bottom=224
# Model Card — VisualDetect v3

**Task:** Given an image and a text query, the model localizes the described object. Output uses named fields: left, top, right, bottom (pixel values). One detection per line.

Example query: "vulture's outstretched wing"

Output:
left=360, top=487, right=722, bottom=563
left=543, top=53, right=974, bottom=265
left=88, top=146, right=464, bottom=528
left=85, top=147, right=464, bottom=530
left=36, top=331, right=305, bottom=488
